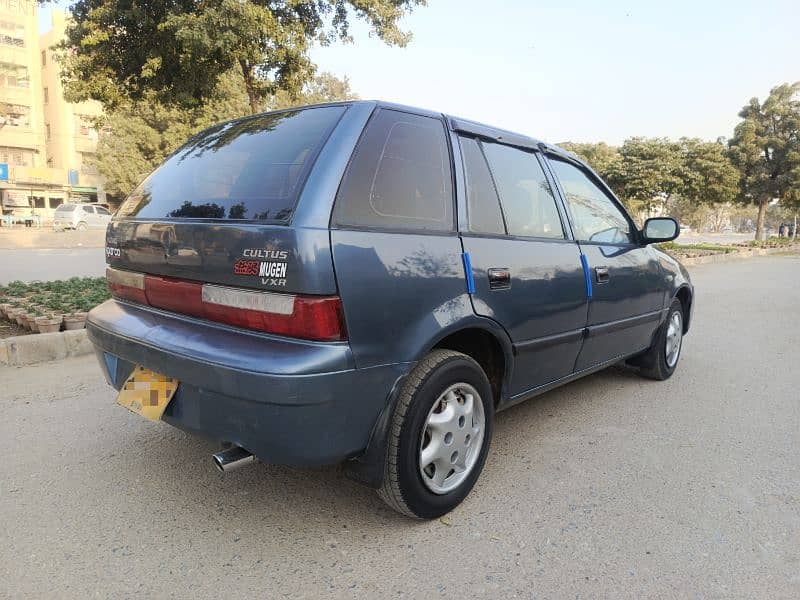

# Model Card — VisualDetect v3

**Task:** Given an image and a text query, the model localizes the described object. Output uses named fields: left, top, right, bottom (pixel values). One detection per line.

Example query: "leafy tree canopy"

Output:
left=561, top=137, right=738, bottom=218
left=57, top=0, right=424, bottom=113
left=93, top=71, right=357, bottom=199
left=728, top=82, right=800, bottom=239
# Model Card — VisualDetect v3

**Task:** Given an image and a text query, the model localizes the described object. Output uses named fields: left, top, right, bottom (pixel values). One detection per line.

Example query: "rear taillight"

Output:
left=106, top=268, right=147, bottom=304
left=106, top=267, right=346, bottom=341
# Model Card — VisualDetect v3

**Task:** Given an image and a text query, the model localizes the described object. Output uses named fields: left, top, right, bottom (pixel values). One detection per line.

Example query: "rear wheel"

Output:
left=378, top=350, right=493, bottom=519
left=631, top=298, right=684, bottom=380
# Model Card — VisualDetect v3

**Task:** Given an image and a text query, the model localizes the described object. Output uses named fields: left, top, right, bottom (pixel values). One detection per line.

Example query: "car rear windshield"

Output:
left=116, top=105, right=347, bottom=222
left=55, top=204, right=76, bottom=212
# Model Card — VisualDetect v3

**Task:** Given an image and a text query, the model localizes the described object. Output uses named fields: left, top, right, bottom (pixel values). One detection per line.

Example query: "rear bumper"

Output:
left=87, top=299, right=409, bottom=466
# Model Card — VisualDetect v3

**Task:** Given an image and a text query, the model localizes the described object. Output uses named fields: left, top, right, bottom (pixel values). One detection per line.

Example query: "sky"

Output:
left=40, top=0, right=799, bottom=145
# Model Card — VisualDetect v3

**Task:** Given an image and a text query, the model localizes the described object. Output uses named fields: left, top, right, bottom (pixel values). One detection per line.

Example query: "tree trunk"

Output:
left=239, top=59, right=259, bottom=115
left=754, top=199, right=768, bottom=241
left=794, top=213, right=798, bottom=241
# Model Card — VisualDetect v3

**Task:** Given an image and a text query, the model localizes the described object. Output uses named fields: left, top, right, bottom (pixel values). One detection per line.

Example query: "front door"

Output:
left=457, top=136, right=588, bottom=397
left=545, top=157, right=664, bottom=370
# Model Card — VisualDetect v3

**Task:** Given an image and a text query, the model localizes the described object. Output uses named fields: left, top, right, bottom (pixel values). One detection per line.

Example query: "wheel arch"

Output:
left=427, top=324, right=511, bottom=409
left=673, top=284, right=693, bottom=333
left=345, top=318, right=513, bottom=489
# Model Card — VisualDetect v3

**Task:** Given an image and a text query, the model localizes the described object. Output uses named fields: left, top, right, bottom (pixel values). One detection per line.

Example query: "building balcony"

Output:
left=8, top=165, right=66, bottom=186
left=73, top=134, right=98, bottom=154
left=0, top=126, right=42, bottom=151
left=0, top=85, right=34, bottom=106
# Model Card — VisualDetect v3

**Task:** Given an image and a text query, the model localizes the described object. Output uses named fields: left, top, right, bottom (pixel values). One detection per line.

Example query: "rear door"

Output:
left=457, top=136, right=588, bottom=396
left=105, top=105, right=349, bottom=296
left=544, top=156, right=664, bottom=370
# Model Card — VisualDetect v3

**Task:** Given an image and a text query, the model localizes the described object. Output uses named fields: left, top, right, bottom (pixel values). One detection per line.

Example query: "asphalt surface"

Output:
left=0, top=248, right=107, bottom=284
left=1, top=255, right=799, bottom=598
left=0, top=229, right=106, bottom=283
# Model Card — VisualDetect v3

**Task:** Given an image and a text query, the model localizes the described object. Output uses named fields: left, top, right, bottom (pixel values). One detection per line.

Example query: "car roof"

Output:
left=227, top=100, right=584, bottom=166
left=360, top=100, right=580, bottom=163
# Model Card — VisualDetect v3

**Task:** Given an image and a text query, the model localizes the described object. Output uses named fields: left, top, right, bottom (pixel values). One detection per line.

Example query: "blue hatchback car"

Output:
left=88, top=101, right=693, bottom=518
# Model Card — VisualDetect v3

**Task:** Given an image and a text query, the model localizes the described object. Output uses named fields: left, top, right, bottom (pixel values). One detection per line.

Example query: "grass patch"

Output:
left=741, top=237, right=799, bottom=248
left=0, top=276, right=110, bottom=315
left=657, top=242, right=739, bottom=254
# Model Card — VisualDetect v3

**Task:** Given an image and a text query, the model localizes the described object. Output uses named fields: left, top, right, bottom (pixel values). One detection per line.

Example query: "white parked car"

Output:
left=53, top=203, right=112, bottom=230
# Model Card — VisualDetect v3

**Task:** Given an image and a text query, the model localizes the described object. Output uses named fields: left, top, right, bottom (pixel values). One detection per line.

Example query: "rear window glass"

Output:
left=55, top=204, right=76, bottom=212
left=333, top=108, right=454, bottom=232
left=116, top=106, right=346, bottom=222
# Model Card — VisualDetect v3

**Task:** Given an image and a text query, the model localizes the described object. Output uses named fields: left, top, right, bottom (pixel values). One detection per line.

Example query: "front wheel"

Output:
left=378, top=350, right=494, bottom=519
left=630, top=298, right=684, bottom=380
left=75, top=222, right=88, bottom=231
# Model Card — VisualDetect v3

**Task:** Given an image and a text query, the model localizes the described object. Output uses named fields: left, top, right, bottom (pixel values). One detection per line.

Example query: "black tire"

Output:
left=76, top=222, right=88, bottom=231
left=378, top=350, right=494, bottom=519
left=630, top=298, right=685, bottom=380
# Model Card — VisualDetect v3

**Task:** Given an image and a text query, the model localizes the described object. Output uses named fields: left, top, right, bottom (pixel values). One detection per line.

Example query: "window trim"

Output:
left=542, top=153, right=639, bottom=247
left=456, top=134, right=507, bottom=236
left=330, top=106, right=457, bottom=235
left=476, top=138, right=569, bottom=242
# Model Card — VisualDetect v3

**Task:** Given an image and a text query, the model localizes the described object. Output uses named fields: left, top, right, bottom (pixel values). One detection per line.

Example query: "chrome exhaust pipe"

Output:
left=212, top=446, right=255, bottom=472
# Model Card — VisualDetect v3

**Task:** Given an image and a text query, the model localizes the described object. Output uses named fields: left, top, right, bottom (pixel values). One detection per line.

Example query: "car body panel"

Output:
left=461, top=234, right=588, bottom=394
left=330, top=229, right=469, bottom=369
left=105, top=221, right=337, bottom=295
left=573, top=242, right=665, bottom=369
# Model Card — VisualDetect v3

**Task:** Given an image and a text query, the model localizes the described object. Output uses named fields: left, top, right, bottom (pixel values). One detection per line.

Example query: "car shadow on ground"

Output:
left=94, top=363, right=643, bottom=532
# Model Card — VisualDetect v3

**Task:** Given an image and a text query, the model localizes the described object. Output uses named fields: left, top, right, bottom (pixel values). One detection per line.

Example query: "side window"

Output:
left=333, top=109, right=453, bottom=231
left=481, top=142, right=564, bottom=239
left=459, top=136, right=505, bottom=235
left=548, top=159, right=633, bottom=244
left=83, top=205, right=95, bottom=213
left=96, top=206, right=110, bottom=215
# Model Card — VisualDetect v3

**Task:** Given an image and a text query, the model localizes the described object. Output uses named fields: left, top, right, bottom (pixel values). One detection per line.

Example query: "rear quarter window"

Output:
left=333, top=108, right=454, bottom=232
left=116, top=105, right=346, bottom=222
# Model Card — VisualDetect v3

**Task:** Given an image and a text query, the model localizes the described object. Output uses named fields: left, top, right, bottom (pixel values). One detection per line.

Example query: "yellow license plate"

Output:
left=116, top=366, right=178, bottom=421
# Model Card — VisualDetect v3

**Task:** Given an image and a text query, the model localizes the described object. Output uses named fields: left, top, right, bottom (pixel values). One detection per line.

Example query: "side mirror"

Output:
left=641, top=217, right=679, bottom=244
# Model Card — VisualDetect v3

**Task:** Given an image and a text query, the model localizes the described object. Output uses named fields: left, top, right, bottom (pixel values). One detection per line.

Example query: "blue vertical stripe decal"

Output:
left=580, top=254, right=593, bottom=298
left=462, top=252, right=476, bottom=294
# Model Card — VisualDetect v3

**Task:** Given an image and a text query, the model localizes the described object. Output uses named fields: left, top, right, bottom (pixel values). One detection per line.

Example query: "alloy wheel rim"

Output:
left=665, top=311, right=683, bottom=368
left=418, top=382, right=485, bottom=495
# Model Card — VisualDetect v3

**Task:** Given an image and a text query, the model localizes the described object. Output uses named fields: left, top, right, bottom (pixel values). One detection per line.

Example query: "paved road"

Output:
left=0, top=248, right=106, bottom=283
left=678, top=231, right=755, bottom=246
left=1, top=256, right=799, bottom=598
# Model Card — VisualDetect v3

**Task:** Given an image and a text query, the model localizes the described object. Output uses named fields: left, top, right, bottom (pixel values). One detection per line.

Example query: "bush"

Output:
left=0, top=277, right=110, bottom=315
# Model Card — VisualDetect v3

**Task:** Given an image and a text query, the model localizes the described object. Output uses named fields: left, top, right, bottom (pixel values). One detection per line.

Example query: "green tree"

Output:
left=611, top=137, right=685, bottom=217
left=559, top=141, right=621, bottom=180
left=59, top=0, right=424, bottom=114
left=93, top=72, right=357, bottom=199
left=678, top=138, right=739, bottom=206
left=728, top=82, right=800, bottom=240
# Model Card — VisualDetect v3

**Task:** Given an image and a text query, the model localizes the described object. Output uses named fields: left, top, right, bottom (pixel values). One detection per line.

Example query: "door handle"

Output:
left=595, top=266, right=610, bottom=283
left=488, top=268, right=511, bottom=290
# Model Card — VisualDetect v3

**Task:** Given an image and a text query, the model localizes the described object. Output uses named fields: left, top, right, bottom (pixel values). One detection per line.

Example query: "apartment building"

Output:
left=0, top=1, right=104, bottom=222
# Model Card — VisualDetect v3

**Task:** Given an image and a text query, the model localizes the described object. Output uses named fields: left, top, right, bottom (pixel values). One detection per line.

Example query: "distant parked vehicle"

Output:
left=52, top=203, right=112, bottom=230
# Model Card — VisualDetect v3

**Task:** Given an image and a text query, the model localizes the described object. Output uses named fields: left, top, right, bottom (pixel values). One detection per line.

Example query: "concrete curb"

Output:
left=680, top=246, right=796, bottom=266
left=0, top=328, right=92, bottom=367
